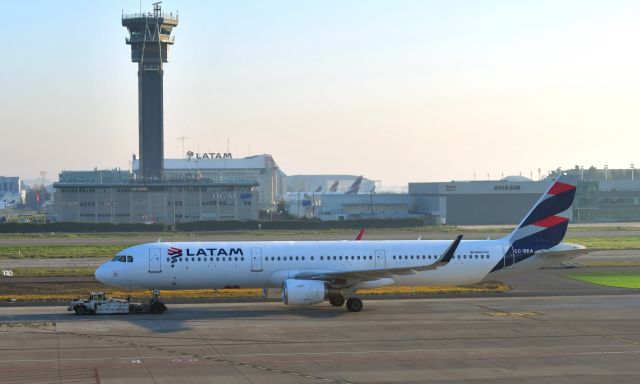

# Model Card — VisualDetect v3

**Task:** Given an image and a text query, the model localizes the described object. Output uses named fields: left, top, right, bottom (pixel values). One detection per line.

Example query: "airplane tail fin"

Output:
left=345, top=176, right=363, bottom=195
left=491, top=175, right=578, bottom=272
left=505, top=174, right=577, bottom=253
left=329, top=181, right=339, bottom=193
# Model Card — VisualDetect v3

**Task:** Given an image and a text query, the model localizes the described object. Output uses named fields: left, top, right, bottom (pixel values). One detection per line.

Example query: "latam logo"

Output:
left=168, top=247, right=244, bottom=263
left=186, top=151, right=233, bottom=160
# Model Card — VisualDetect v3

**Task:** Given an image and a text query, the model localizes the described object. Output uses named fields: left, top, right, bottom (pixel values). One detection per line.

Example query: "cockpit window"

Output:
left=118, top=255, right=126, bottom=262
left=127, top=256, right=133, bottom=262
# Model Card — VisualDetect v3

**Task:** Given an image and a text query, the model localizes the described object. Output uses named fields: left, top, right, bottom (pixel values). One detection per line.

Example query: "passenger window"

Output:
left=310, top=256, right=314, bottom=260
left=191, top=257, right=195, bottom=261
left=223, top=257, right=226, bottom=261
left=235, top=257, right=238, bottom=261
left=296, top=256, right=299, bottom=261
left=241, top=257, right=244, bottom=261
left=179, top=258, right=182, bottom=262
left=127, top=256, right=133, bottom=262
left=166, top=257, right=170, bottom=262
left=302, top=257, right=305, bottom=261
left=197, top=257, right=201, bottom=261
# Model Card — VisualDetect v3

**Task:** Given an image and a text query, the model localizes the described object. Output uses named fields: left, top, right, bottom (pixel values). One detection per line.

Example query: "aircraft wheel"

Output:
left=346, top=298, right=363, bottom=312
left=75, top=306, right=86, bottom=316
left=329, top=294, right=345, bottom=307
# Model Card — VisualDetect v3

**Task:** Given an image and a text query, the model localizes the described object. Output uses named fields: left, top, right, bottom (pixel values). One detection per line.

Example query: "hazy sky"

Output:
left=1, top=1, right=639, bottom=187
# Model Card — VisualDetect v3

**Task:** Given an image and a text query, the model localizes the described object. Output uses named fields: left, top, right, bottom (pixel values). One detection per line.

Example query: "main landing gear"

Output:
left=328, top=293, right=363, bottom=312
left=329, top=294, right=345, bottom=307
left=346, top=298, right=363, bottom=312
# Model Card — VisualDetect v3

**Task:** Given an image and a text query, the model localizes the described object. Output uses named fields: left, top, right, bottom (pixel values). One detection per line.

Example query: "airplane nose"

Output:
left=95, top=264, right=109, bottom=283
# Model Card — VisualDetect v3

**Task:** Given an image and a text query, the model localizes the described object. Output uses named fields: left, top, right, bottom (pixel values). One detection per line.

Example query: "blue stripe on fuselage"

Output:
left=491, top=220, right=569, bottom=272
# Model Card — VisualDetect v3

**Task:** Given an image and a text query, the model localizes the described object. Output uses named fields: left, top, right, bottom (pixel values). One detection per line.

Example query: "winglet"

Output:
left=439, top=235, right=463, bottom=263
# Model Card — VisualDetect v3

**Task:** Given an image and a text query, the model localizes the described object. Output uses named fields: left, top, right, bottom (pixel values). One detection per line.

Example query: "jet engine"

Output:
left=282, top=279, right=327, bottom=306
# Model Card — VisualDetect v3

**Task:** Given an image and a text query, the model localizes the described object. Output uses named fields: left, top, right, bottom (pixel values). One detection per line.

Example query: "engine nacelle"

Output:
left=282, top=279, right=327, bottom=306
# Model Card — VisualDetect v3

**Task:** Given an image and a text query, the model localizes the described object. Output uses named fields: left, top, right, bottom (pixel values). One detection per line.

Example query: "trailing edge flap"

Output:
left=294, top=235, right=463, bottom=282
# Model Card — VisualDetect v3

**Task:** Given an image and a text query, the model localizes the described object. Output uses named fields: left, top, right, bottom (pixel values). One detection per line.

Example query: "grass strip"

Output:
left=0, top=245, right=127, bottom=259
left=0, top=281, right=509, bottom=302
left=564, top=237, right=640, bottom=250
left=564, top=271, right=640, bottom=289
left=10, top=267, right=96, bottom=277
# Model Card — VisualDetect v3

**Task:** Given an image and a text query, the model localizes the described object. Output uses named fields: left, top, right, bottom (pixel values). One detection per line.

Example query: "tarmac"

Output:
left=1, top=268, right=640, bottom=384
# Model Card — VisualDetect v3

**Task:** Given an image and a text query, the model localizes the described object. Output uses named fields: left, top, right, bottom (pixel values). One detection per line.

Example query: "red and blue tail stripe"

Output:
left=491, top=176, right=577, bottom=272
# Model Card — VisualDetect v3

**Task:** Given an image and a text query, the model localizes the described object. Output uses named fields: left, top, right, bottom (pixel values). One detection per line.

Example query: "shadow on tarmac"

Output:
left=1, top=303, right=352, bottom=333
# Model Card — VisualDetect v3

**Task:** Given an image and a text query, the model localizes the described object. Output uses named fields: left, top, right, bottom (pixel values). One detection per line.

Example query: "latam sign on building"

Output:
left=186, top=151, right=233, bottom=160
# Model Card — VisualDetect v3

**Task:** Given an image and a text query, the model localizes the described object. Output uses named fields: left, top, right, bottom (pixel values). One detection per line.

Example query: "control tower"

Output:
left=122, top=3, right=178, bottom=180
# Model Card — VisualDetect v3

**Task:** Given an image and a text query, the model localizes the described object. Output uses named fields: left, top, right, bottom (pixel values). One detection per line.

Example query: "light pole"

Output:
left=604, top=165, right=608, bottom=181
left=39, top=171, right=47, bottom=223
left=631, top=164, right=635, bottom=181
left=580, top=165, right=584, bottom=181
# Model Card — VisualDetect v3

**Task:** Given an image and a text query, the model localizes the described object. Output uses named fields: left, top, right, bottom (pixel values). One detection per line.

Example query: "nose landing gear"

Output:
left=149, top=289, right=167, bottom=314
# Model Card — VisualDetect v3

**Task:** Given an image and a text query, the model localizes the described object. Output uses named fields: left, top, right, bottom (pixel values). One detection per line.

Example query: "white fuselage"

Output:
left=95, top=239, right=570, bottom=291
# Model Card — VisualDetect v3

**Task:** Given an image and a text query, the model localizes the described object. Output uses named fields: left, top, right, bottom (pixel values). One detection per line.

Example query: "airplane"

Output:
left=282, top=176, right=364, bottom=215
left=344, top=175, right=363, bottom=194
left=95, top=175, right=587, bottom=312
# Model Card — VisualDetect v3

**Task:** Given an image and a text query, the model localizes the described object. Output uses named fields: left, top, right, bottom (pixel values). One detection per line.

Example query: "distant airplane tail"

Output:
left=345, top=176, right=363, bottom=195
left=495, top=175, right=577, bottom=270
left=329, top=181, right=339, bottom=193
left=314, top=186, right=322, bottom=193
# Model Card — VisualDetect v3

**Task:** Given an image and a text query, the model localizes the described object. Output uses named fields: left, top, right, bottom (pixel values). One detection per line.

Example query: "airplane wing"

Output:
left=294, top=235, right=462, bottom=284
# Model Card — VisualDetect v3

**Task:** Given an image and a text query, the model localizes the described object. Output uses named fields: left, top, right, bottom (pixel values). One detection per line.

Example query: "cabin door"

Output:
left=149, top=248, right=162, bottom=273
left=251, top=248, right=263, bottom=272
left=375, top=250, right=386, bottom=269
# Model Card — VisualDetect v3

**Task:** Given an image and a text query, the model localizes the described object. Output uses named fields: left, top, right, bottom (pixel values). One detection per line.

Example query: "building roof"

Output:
left=132, top=155, right=278, bottom=171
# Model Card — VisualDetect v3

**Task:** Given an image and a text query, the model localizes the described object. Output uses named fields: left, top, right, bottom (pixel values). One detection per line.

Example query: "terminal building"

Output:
left=134, top=154, right=287, bottom=210
left=54, top=170, right=258, bottom=224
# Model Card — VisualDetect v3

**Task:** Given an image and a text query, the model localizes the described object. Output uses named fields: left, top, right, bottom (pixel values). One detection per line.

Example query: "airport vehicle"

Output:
left=68, top=291, right=166, bottom=315
left=95, top=175, right=587, bottom=312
